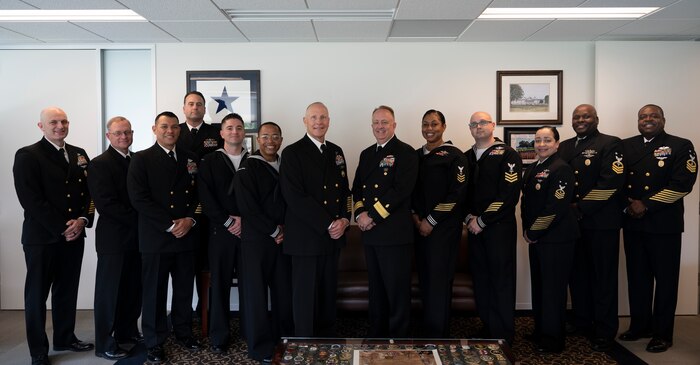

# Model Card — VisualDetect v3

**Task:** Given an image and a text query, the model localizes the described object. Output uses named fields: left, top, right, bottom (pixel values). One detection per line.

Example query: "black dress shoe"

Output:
left=118, top=333, right=144, bottom=344
left=53, top=340, right=94, bottom=352
left=210, top=344, right=227, bottom=354
left=177, top=337, right=201, bottom=351
left=31, top=354, right=51, bottom=365
left=646, top=337, right=672, bottom=353
left=95, top=348, right=129, bottom=360
left=618, top=330, right=653, bottom=341
left=147, top=345, right=166, bottom=363
left=591, top=337, right=613, bottom=352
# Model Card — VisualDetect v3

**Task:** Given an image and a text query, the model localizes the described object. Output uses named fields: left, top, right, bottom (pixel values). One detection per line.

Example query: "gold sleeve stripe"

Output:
left=195, top=203, right=203, bottom=214
left=434, top=203, right=456, bottom=212
left=88, top=200, right=95, bottom=214
left=373, top=201, right=390, bottom=219
left=346, top=197, right=353, bottom=212
left=484, top=202, right=503, bottom=212
left=530, top=215, right=555, bottom=230
left=354, top=201, right=365, bottom=211
left=582, top=189, right=616, bottom=201
left=649, top=189, right=688, bottom=203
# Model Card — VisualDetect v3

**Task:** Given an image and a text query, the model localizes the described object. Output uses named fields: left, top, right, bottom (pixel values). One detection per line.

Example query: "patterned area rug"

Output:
left=116, top=315, right=646, bottom=364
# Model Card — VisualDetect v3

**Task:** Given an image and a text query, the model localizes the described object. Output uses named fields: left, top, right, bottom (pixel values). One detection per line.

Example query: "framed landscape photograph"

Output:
left=186, top=70, right=261, bottom=132
left=496, top=70, right=562, bottom=125
left=504, top=127, right=538, bottom=167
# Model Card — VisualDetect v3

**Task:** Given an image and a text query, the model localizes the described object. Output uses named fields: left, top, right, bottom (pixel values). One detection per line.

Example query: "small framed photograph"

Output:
left=186, top=70, right=261, bottom=132
left=504, top=127, right=538, bottom=167
left=244, top=134, right=256, bottom=154
left=497, top=70, right=563, bottom=125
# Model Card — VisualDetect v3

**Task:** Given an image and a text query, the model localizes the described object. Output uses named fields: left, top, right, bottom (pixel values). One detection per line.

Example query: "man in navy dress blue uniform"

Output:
left=127, top=111, right=201, bottom=363
left=619, top=104, right=697, bottom=353
left=13, top=107, right=95, bottom=365
left=88, top=116, right=142, bottom=360
left=280, top=102, right=351, bottom=337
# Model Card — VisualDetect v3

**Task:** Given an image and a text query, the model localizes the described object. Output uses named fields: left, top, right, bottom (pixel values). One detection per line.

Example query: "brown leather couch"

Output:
left=336, top=225, right=475, bottom=312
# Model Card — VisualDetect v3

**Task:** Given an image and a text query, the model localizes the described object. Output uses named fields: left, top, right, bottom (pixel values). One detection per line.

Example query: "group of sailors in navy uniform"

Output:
left=13, top=95, right=696, bottom=365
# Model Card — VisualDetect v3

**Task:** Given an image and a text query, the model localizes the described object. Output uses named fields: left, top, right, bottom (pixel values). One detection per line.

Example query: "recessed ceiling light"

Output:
left=478, top=7, right=659, bottom=20
left=225, top=9, right=395, bottom=21
left=0, top=9, right=146, bottom=22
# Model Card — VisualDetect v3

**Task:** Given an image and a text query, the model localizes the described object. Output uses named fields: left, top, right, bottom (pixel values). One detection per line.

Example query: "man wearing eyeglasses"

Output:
left=87, top=116, right=141, bottom=360
left=464, top=111, right=522, bottom=345
left=13, top=107, right=94, bottom=365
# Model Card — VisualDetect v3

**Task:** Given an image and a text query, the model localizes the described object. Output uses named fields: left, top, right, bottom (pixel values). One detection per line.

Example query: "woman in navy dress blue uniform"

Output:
left=411, top=109, right=468, bottom=338
left=521, top=126, right=579, bottom=353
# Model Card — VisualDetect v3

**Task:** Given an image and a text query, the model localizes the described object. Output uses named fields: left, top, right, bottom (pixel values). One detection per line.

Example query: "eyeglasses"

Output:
left=109, top=131, right=134, bottom=137
left=468, top=120, right=493, bottom=128
left=259, top=134, right=282, bottom=141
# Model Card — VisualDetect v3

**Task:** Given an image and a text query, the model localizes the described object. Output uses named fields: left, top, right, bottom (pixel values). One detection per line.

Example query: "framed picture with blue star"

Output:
left=186, top=70, right=261, bottom=132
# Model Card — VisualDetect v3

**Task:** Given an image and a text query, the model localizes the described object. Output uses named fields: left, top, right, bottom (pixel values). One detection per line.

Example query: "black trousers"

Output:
left=240, top=238, right=293, bottom=361
left=141, top=251, right=195, bottom=348
left=290, top=250, right=340, bottom=337
left=569, top=228, right=619, bottom=339
left=365, top=244, right=412, bottom=338
left=207, top=228, right=241, bottom=347
left=94, top=251, right=142, bottom=353
left=193, top=217, right=208, bottom=312
left=623, top=230, right=682, bottom=342
left=23, top=241, right=84, bottom=357
left=529, top=241, right=575, bottom=349
left=416, top=222, right=461, bottom=338
left=468, top=221, right=517, bottom=344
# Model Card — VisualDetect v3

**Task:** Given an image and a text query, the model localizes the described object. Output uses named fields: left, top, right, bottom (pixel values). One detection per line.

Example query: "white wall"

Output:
left=595, top=42, right=700, bottom=315
left=1, top=41, right=697, bottom=314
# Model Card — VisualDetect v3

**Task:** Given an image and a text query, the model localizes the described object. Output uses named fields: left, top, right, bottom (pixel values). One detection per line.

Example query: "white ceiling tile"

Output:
left=233, top=20, right=316, bottom=41
left=597, top=34, right=696, bottom=41
left=609, top=19, right=700, bottom=35
left=673, top=24, right=700, bottom=36
left=306, top=0, right=398, bottom=10
left=0, top=0, right=36, bottom=9
left=155, top=21, right=247, bottom=41
left=0, top=26, right=40, bottom=42
left=0, top=22, right=107, bottom=41
left=390, top=20, right=470, bottom=37
left=581, top=0, right=676, bottom=6
left=645, top=0, right=700, bottom=19
left=21, top=0, right=124, bottom=9
left=458, top=19, right=550, bottom=41
left=118, top=0, right=228, bottom=21
left=212, top=0, right=307, bottom=10
left=388, top=37, right=455, bottom=42
left=75, top=21, right=177, bottom=42
left=395, top=0, right=489, bottom=20
left=528, top=19, right=631, bottom=41
left=314, top=20, right=391, bottom=41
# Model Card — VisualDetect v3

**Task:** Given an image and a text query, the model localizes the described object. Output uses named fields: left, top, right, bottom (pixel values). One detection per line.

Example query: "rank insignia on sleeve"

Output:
left=612, top=153, right=624, bottom=174
left=505, top=163, right=519, bottom=182
left=554, top=181, right=567, bottom=200
left=457, top=166, right=466, bottom=183
left=335, top=153, right=346, bottom=166
left=379, top=155, right=395, bottom=168
left=687, top=153, right=697, bottom=173
left=77, top=154, right=88, bottom=167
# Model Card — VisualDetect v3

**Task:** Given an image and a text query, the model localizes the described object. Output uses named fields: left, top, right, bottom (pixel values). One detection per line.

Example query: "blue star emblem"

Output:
left=211, top=86, right=238, bottom=113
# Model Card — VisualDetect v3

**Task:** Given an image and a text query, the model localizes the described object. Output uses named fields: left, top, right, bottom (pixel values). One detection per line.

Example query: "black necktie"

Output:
left=58, top=148, right=68, bottom=165
left=125, top=155, right=131, bottom=164
left=376, top=145, right=383, bottom=153
left=191, top=128, right=198, bottom=136
left=168, top=150, right=176, bottom=162
left=320, top=144, right=327, bottom=154
left=575, top=138, right=583, bottom=147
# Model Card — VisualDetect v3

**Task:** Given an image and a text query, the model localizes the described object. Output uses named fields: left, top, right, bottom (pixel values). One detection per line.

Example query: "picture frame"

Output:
left=496, top=70, right=563, bottom=125
left=504, top=127, right=538, bottom=167
left=186, top=70, right=261, bottom=132
left=244, top=134, right=256, bottom=154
